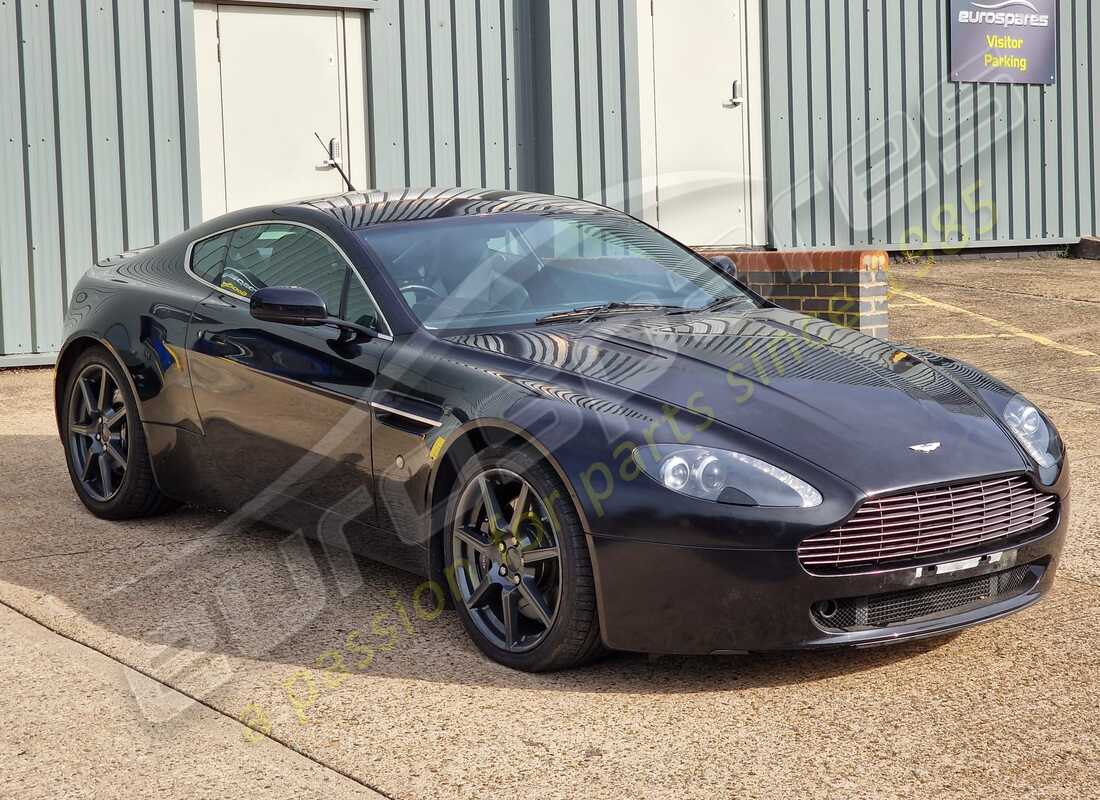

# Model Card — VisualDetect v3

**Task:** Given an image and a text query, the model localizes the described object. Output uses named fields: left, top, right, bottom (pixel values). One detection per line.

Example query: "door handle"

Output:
left=723, top=79, right=744, bottom=109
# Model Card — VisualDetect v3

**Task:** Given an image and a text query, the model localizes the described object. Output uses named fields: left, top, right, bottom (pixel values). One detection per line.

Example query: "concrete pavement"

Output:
left=0, top=603, right=383, bottom=799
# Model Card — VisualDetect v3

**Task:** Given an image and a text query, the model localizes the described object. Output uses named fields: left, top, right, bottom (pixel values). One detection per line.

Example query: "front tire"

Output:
left=61, top=347, right=177, bottom=520
left=444, top=446, right=605, bottom=672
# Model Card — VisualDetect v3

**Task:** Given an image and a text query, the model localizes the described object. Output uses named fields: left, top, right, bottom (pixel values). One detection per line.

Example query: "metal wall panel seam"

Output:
left=4, top=0, right=33, bottom=354
left=476, top=0, right=502, bottom=188
left=919, top=0, right=936, bottom=246
left=1060, top=5, right=1078, bottom=237
left=52, top=0, right=95, bottom=307
left=1015, top=69, right=1041, bottom=240
left=143, top=1, right=163, bottom=241
left=404, top=0, right=433, bottom=185
left=499, top=0, right=518, bottom=188
left=599, top=0, right=624, bottom=211
left=788, top=0, right=811, bottom=246
left=899, top=0, right=916, bottom=244
left=809, top=0, right=827, bottom=245
left=618, top=0, right=642, bottom=215
left=761, top=0, right=790, bottom=248
left=427, top=0, right=457, bottom=186
left=822, top=0, right=838, bottom=246
left=152, top=0, right=185, bottom=237
left=991, top=84, right=1005, bottom=240
left=885, top=1, right=904, bottom=245
left=176, top=0, right=202, bottom=227
left=1043, top=81, right=1058, bottom=236
left=46, top=0, right=69, bottom=311
left=850, top=0, right=864, bottom=248
left=974, top=83, right=992, bottom=243
left=575, top=1, right=602, bottom=203
left=86, top=1, right=124, bottom=259
left=110, top=0, right=131, bottom=249
left=453, top=0, right=482, bottom=186
left=21, top=0, right=65, bottom=351
left=118, top=0, right=157, bottom=250
left=1076, top=2, right=1093, bottom=232
left=593, top=1, right=609, bottom=206
left=14, top=0, right=32, bottom=350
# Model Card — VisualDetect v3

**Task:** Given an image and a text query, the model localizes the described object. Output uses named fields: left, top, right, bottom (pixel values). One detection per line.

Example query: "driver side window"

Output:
left=190, top=224, right=384, bottom=330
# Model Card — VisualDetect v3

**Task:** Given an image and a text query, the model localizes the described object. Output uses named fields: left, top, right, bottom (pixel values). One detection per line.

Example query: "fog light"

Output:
left=814, top=599, right=839, bottom=620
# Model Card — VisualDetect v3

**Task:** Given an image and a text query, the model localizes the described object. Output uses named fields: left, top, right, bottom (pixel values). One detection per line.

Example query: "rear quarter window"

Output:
left=190, top=232, right=232, bottom=283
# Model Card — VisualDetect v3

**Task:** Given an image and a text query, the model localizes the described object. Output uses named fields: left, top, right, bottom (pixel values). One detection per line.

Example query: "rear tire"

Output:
left=443, top=445, right=605, bottom=672
left=61, top=347, right=178, bottom=520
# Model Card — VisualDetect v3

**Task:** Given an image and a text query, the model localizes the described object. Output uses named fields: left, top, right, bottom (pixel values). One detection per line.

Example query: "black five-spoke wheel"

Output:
left=68, top=363, right=130, bottom=502
left=452, top=468, right=563, bottom=653
left=445, top=446, right=604, bottom=672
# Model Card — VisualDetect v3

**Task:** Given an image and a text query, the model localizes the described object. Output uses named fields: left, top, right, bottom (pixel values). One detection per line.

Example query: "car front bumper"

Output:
left=587, top=499, right=1069, bottom=655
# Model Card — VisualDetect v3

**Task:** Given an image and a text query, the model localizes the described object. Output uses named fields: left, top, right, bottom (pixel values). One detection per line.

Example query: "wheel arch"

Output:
left=425, top=419, right=593, bottom=593
left=54, top=334, right=148, bottom=440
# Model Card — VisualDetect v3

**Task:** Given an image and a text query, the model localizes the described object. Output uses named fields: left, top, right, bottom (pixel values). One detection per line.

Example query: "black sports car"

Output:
left=55, top=188, right=1069, bottom=671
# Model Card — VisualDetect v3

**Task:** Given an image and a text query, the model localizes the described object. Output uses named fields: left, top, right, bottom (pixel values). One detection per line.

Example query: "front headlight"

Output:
left=1003, top=396, right=1063, bottom=484
left=634, top=444, right=823, bottom=508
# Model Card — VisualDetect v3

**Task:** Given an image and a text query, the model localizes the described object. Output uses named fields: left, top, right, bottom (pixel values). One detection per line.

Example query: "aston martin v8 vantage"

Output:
left=55, top=188, right=1069, bottom=671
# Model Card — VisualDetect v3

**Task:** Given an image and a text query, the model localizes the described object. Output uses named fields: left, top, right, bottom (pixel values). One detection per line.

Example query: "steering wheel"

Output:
left=400, top=284, right=444, bottom=304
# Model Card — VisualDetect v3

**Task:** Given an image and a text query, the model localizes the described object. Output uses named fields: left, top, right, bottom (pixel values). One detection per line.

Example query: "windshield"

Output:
left=358, top=212, right=756, bottom=331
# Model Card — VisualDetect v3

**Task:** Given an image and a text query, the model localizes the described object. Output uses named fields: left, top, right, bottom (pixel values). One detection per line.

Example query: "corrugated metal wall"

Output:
left=761, top=0, right=1099, bottom=250
left=366, top=0, right=533, bottom=191
left=0, top=0, right=201, bottom=359
left=365, top=0, right=643, bottom=216
left=529, top=0, right=643, bottom=214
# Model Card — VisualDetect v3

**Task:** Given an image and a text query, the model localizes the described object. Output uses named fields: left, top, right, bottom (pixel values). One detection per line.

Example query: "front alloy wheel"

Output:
left=445, top=446, right=604, bottom=672
left=452, top=468, right=563, bottom=653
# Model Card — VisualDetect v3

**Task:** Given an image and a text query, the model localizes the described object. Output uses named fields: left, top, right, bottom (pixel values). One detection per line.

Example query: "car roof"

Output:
left=298, top=187, right=616, bottom=230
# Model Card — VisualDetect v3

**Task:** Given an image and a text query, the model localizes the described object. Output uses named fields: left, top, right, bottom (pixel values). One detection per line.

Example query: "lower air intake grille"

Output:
left=812, top=564, right=1037, bottom=631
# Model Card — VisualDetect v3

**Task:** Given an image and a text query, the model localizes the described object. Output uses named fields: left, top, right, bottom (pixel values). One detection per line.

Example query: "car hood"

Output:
left=445, top=308, right=1029, bottom=495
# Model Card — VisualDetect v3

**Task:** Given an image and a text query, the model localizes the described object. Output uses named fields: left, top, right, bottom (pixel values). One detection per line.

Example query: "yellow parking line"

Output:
left=894, top=290, right=1100, bottom=359
left=915, top=334, right=1017, bottom=341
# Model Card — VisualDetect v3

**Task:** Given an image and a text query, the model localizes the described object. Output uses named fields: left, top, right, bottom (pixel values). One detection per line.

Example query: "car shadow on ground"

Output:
left=0, top=434, right=960, bottom=698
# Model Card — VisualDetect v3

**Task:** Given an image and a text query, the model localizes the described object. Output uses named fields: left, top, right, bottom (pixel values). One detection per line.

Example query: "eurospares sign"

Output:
left=951, top=0, right=1057, bottom=85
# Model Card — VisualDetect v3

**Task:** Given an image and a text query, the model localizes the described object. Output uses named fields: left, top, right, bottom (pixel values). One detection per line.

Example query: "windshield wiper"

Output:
left=535, top=302, right=683, bottom=326
left=667, top=295, right=747, bottom=315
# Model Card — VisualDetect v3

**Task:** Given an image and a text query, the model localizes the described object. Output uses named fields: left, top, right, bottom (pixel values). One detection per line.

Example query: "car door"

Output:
left=185, top=221, right=406, bottom=563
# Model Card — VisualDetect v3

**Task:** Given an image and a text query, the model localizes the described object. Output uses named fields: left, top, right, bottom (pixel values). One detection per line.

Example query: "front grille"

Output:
left=812, top=563, right=1037, bottom=631
left=798, top=476, right=1057, bottom=572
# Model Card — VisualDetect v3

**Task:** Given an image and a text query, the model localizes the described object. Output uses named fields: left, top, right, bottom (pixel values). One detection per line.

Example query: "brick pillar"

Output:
left=698, top=249, right=891, bottom=338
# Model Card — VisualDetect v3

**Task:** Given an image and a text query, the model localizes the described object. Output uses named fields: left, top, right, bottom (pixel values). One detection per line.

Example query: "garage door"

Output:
left=194, top=3, right=366, bottom=217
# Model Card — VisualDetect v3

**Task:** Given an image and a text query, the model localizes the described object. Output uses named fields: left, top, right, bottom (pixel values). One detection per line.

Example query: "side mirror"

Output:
left=249, top=286, right=329, bottom=326
left=709, top=255, right=738, bottom=277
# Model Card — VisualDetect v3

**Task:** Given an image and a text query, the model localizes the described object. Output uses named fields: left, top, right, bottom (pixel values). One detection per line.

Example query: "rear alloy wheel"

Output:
left=445, top=446, right=604, bottom=671
left=62, top=348, right=177, bottom=519
left=67, top=362, right=130, bottom=502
